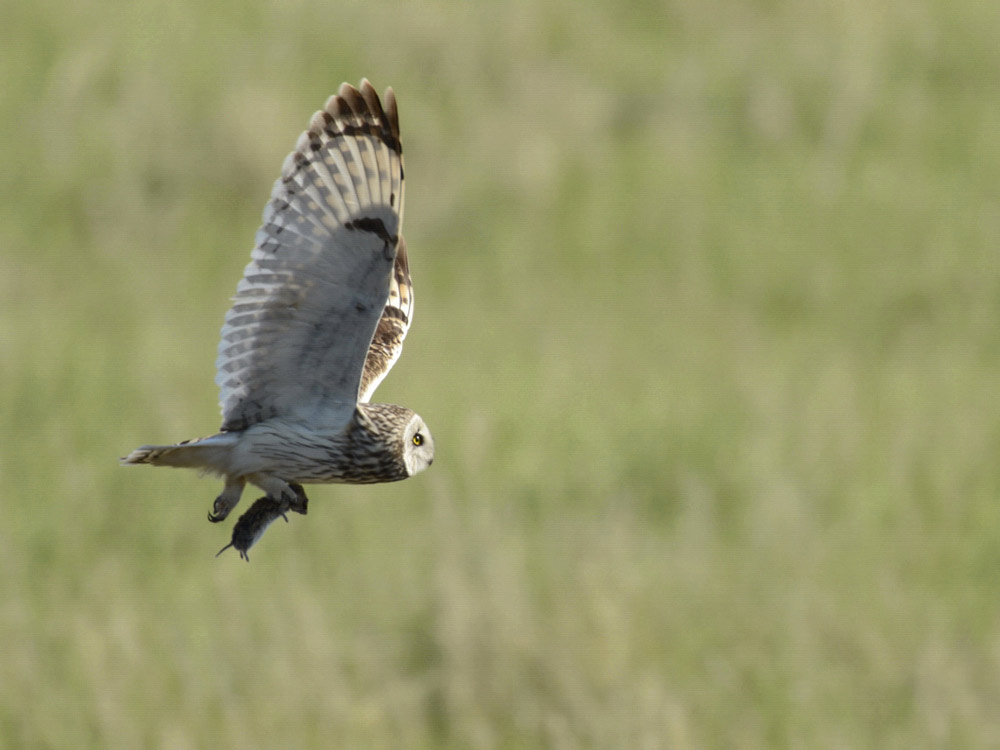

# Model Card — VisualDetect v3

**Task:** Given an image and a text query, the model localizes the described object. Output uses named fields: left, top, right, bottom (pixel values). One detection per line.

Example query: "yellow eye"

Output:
left=412, top=433, right=423, bottom=446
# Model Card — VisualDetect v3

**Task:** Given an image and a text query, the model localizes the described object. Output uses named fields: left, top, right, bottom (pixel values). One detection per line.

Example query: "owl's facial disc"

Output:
left=403, top=414, right=434, bottom=476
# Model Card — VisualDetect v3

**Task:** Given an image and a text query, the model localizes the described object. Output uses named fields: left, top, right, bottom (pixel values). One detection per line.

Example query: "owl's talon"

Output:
left=205, top=477, right=247, bottom=525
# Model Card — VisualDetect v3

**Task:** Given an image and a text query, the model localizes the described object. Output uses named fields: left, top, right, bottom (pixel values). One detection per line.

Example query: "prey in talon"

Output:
left=217, top=497, right=291, bottom=562
left=216, top=484, right=308, bottom=562
left=119, top=80, right=435, bottom=559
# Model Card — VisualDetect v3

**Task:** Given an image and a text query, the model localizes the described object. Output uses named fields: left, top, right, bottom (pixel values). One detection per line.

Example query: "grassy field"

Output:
left=4, top=0, right=1000, bottom=746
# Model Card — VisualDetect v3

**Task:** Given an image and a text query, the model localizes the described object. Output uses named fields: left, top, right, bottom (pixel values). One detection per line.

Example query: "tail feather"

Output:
left=121, top=433, right=237, bottom=471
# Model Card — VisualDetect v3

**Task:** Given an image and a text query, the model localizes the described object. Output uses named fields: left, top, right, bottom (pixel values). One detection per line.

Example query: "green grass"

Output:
left=4, top=0, right=1000, bottom=746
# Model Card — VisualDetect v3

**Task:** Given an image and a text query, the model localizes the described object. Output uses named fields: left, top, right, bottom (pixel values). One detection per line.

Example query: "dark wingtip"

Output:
left=384, top=87, right=399, bottom=138
left=338, top=81, right=365, bottom=114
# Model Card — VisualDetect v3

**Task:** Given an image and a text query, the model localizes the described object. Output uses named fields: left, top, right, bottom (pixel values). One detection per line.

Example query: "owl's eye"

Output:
left=412, top=433, right=424, bottom=446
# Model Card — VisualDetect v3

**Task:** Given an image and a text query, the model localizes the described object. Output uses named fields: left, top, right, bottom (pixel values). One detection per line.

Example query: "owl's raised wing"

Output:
left=216, top=80, right=405, bottom=432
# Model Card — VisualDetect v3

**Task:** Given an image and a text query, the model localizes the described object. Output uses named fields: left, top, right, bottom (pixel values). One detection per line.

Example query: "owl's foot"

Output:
left=207, top=477, right=247, bottom=523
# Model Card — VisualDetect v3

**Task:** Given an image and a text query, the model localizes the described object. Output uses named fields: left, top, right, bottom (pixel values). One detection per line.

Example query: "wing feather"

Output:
left=216, top=80, right=405, bottom=432
left=359, top=235, right=414, bottom=402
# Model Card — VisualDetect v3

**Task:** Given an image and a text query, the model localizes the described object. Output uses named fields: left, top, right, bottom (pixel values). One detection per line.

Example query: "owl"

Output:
left=122, top=81, right=435, bottom=560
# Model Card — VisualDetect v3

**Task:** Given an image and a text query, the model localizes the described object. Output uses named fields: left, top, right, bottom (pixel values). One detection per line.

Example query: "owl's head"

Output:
left=401, top=413, right=435, bottom=476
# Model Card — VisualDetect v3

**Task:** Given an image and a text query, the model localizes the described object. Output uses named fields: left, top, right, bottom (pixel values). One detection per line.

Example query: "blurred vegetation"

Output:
left=3, top=0, right=1000, bottom=747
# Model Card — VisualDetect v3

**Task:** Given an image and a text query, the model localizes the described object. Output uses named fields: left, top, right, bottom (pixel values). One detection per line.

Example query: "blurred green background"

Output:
left=3, top=0, right=1000, bottom=747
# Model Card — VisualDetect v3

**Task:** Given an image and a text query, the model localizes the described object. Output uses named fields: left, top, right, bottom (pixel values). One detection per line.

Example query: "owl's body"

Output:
left=122, top=81, right=434, bottom=559
left=235, top=404, right=423, bottom=484
left=127, top=403, right=424, bottom=484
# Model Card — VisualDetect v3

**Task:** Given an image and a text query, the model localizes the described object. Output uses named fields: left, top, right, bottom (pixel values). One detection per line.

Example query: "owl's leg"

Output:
left=207, top=476, right=246, bottom=523
left=247, top=474, right=309, bottom=515
left=248, top=474, right=298, bottom=506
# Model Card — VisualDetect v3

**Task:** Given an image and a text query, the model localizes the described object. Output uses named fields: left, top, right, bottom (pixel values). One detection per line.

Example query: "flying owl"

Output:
left=122, top=80, right=435, bottom=560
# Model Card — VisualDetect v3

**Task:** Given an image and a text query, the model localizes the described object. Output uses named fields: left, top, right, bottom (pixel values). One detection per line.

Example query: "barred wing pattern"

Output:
left=216, top=81, right=406, bottom=432
left=359, top=235, right=413, bottom=402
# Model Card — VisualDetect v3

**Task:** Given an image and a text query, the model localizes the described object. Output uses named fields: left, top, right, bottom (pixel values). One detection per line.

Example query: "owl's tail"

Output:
left=121, top=432, right=238, bottom=473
